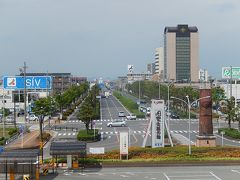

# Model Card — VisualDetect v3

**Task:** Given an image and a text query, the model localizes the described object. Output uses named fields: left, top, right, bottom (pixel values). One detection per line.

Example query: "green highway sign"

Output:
left=222, top=67, right=240, bottom=79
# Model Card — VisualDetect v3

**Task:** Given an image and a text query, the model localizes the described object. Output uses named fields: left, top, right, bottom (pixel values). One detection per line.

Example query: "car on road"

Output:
left=27, top=114, right=39, bottom=121
left=146, top=109, right=151, bottom=116
left=6, top=115, right=14, bottom=123
left=170, top=112, right=180, bottom=119
left=126, top=113, right=137, bottom=120
left=118, top=111, right=125, bottom=117
left=17, top=110, right=25, bottom=117
left=107, top=120, right=127, bottom=127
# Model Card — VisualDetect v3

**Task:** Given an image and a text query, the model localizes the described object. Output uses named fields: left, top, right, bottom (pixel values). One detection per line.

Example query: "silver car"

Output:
left=107, top=120, right=127, bottom=127
left=6, top=116, right=14, bottom=123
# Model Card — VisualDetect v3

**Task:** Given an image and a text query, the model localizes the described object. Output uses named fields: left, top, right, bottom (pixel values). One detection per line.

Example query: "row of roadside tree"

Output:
left=125, top=81, right=240, bottom=129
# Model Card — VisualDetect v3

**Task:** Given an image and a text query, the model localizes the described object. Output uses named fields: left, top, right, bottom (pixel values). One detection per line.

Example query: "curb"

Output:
left=101, top=161, right=240, bottom=167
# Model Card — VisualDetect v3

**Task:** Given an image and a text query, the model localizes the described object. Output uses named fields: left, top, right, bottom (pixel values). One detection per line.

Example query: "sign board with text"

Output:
left=120, top=132, right=128, bottom=155
left=222, top=67, right=240, bottom=79
left=3, top=76, right=52, bottom=90
left=151, top=99, right=165, bottom=148
left=89, top=147, right=105, bottom=154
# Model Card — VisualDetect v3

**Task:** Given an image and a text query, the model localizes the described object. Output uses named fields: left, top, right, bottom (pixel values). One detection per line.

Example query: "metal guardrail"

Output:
left=5, top=128, right=28, bottom=146
left=5, top=133, right=19, bottom=145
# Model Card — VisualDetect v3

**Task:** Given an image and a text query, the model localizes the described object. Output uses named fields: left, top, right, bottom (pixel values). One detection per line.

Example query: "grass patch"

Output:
left=44, top=146, right=240, bottom=165
left=77, top=129, right=100, bottom=141
left=113, top=91, right=145, bottom=118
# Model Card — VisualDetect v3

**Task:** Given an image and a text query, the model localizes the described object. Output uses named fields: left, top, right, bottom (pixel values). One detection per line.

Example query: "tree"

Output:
left=32, top=97, right=53, bottom=118
left=211, top=87, right=225, bottom=106
left=77, top=102, right=94, bottom=132
left=222, top=96, right=236, bottom=128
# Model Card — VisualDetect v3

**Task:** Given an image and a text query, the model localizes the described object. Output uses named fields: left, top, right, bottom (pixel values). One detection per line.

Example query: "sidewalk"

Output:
left=171, top=133, right=191, bottom=145
left=5, top=130, right=40, bottom=150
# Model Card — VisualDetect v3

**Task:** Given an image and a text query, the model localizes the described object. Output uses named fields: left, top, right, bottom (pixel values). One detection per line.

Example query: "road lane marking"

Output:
left=210, top=172, right=222, bottom=180
left=163, top=173, right=170, bottom=180
left=115, top=127, right=119, bottom=142
left=231, top=169, right=240, bottom=174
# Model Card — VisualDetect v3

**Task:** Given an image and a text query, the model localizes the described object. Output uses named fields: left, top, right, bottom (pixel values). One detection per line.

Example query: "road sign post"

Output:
left=222, top=67, right=240, bottom=79
left=221, top=131, right=225, bottom=147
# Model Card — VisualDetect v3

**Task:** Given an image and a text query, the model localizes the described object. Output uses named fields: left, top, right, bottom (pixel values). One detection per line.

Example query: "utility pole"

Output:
left=19, top=62, right=27, bottom=148
left=22, top=62, right=27, bottom=124
left=230, top=66, right=232, bottom=99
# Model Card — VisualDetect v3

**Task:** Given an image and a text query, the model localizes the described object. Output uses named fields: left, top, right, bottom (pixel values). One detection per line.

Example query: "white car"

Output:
left=126, top=113, right=137, bottom=120
left=118, top=111, right=125, bottom=117
left=27, top=114, right=39, bottom=121
left=6, top=116, right=14, bottom=123
left=107, top=120, right=127, bottom=127
left=146, top=109, right=151, bottom=116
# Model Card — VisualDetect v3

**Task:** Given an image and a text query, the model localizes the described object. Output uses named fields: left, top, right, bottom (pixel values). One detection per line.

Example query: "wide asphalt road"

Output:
left=40, top=166, right=240, bottom=180
left=49, top=94, right=240, bottom=151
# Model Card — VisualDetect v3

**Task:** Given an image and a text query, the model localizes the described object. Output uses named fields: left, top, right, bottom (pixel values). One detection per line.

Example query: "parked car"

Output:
left=27, top=114, right=39, bottom=121
left=126, top=113, right=137, bottom=120
left=17, top=110, right=25, bottom=117
left=107, top=120, right=127, bottom=127
left=6, top=116, right=14, bottom=123
left=170, top=112, right=180, bottom=119
left=118, top=111, right=125, bottom=117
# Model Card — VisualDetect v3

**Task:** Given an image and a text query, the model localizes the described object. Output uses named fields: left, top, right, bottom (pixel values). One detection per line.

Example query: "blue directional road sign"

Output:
left=0, top=146, right=4, bottom=154
left=3, top=76, right=52, bottom=90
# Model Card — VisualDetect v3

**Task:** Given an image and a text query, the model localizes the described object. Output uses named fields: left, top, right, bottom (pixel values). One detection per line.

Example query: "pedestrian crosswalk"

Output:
left=57, top=129, right=200, bottom=137
left=94, top=118, right=147, bottom=122
left=57, top=132, right=76, bottom=137
left=99, top=130, right=199, bottom=135
left=66, top=118, right=198, bottom=124
left=67, top=120, right=82, bottom=123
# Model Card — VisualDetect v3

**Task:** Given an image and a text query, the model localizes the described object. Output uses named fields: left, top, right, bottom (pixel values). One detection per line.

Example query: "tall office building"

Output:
left=154, top=47, right=164, bottom=81
left=164, top=24, right=199, bottom=82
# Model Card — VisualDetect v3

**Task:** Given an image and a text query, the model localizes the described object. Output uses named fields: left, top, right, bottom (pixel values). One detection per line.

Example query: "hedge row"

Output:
left=77, top=129, right=100, bottom=142
left=218, top=128, right=240, bottom=139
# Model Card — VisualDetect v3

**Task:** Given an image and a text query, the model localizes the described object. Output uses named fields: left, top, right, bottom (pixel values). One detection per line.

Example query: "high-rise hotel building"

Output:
left=164, top=24, right=199, bottom=82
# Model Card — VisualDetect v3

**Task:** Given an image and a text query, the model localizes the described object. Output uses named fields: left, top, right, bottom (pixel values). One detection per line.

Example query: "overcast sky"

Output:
left=0, top=0, right=240, bottom=80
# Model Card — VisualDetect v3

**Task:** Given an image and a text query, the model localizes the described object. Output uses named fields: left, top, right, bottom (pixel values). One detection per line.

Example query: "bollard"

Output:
left=23, top=174, right=30, bottom=180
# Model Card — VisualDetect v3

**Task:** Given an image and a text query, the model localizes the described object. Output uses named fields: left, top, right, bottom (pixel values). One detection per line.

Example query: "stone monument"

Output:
left=196, top=89, right=216, bottom=147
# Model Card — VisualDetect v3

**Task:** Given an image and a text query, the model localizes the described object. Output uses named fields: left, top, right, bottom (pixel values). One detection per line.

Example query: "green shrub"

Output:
left=62, top=115, right=67, bottom=120
left=218, top=128, right=240, bottom=139
left=8, top=128, right=18, bottom=137
left=77, top=129, right=100, bottom=141
left=38, top=132, right=51, bottom=141
left=0, top=137, right=5, bottom=141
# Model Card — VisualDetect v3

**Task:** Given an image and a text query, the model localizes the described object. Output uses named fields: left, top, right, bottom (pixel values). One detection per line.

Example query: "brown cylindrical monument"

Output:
left=196, top=89, right=216, bottom=147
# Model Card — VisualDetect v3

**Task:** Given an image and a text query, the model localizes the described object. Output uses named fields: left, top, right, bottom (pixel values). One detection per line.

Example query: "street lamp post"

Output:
left=138, top=79, right=141, bottom=104
left=158, top=74, right=161, bottom=99
left=167, top=83, right=170, bottom=129
left=39, top=107, right=44, bottom=164
left=167, top=80, right=174, bottom=129
left=186, top=95, right=191, bottom=155
left=171, top=95, right=210, bottom=155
